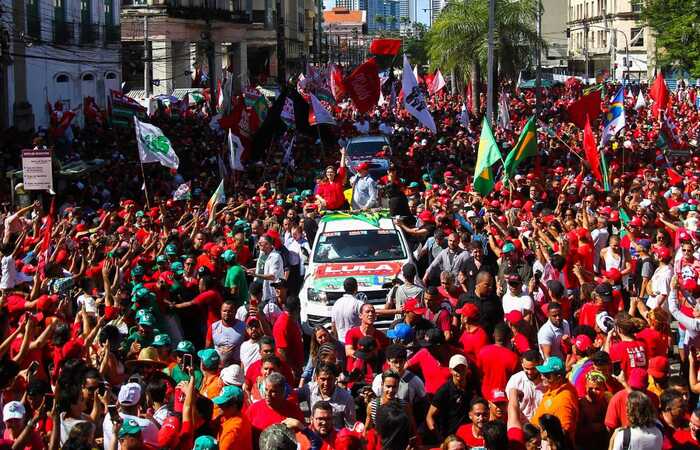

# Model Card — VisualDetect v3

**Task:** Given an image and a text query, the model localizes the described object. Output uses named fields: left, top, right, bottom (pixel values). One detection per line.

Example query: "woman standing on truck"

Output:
left=316, top=148, right=348, bottom=211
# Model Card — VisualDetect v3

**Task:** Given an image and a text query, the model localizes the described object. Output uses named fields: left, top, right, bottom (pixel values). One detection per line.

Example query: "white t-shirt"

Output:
left=502, top=291, right=534, bottom=315
left=102, top=412, right=159, bottom=450
left=646, top=265, right=672, bottom=310
left=239, top=338, right=261, bottom=373
left=0, top=255, right=17, bottom=290
left=505, top=370, right=545, bottom=421
left=537, top=319, right=571, bottom=360
left=591, top=227, right=610, bottom=272
left=611, top=425, right=663, bottom=450
left=331, top=294, right=364, bottom=343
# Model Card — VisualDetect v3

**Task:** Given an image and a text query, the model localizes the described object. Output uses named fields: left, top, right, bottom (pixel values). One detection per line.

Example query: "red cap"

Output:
left=655, top=247, right=672, bottom=261
left=610, top=211, right=620, bottom=222
left=647, top=356, right=669, bottom=379
left=554, top=166, right=565, bottom=174
left=209, top=245, right=223, bottom=257
left=602, top=268, right=622, bottom=282
left=444, top=171, right=454, bottom=178
left=629, top=217, right=643, bottom=227
left=272, top=206, right=284, bottom=216
left=117, top=226, right=127, bottom=234
left=157, top=416, right=181, bottom=448
left=418, top=210, right=435, bottom=223
left=75, top=224, right=87, bottom=232
left=628, top=368, right=648, bottom=390
left=574, top=334, right=593, bottom=352
left=487, top=389, right=508, bottom=403
left=512, top=200, right=522, bottom=208
left=490, top=200, right=501, bottom=209
left=504, top=310, right=523, bottom=324
left=37, top=294, right=59, bottom=312
left=456, top=303, right=479, bottom=320
left=403, top=298, right=427, bottom=315
left=683, top=278, right=699, bottom=293
left=356, top=162, right=370, bottom=172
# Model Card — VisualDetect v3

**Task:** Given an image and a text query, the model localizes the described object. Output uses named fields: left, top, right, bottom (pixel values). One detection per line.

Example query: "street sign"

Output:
left=21, top=148, right=53, bottom=190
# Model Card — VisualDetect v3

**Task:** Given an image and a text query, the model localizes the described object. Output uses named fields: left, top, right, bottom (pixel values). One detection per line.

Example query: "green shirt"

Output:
left=165, top=364, right=203, bottom=389
left=224, top=265, right=249, bottom=303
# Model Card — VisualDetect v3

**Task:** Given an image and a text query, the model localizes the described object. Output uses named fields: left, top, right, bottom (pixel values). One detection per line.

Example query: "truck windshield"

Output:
left=346, top=140, right=386, bottom=158
left=313, top=230, right=406, bottom=263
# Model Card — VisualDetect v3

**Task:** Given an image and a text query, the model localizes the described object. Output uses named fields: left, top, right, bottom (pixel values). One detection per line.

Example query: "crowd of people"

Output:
left=1, top=72, right=700, bottom=450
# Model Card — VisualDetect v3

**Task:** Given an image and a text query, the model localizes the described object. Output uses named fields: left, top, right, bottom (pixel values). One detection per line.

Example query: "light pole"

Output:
left=573, top=24, right=630, bottom=82
left=486, top=0, right=495, bottom=124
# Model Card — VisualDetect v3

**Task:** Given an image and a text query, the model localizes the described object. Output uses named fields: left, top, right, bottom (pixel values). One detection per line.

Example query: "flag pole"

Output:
left=139, top=161, right=151, bottom=209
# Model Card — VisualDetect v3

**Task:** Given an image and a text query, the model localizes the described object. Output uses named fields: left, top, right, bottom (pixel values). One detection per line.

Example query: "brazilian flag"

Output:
left=473, top=119, right=502, bottom=196
left=503, top=116, right=537, bottom=182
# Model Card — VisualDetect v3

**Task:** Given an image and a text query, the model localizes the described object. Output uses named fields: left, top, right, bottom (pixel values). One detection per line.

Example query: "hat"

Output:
left=486, top=389, right=508, bottom=403
left=637, top=239, right=652, bottom=250
left=165, top=244, right=178, bottom=255
left=596, top=311, right=615, bottom=334
left=628, top=368, right=648, bottom=390
left=118, top=419, right=142, bottom=438
left=536, top=356, right=565, bottom=374
left=197, top=348, right=221, bottom=370
left=466, top=210, right=476, bottom=218
left=36, top=294, right=59, bottom=312
left=456, top=303, right=479, bottom=320
left=259, top=424, right=297, bottom=450
left=418, top=210, right=435, bottom=223
left=271, top=279, right=288, bottom=289
left=175, top=340, right=195, bottom=355
left=594, top=283, right=613, bottom=301
left=193, top=435, right=218, bottom=450
left=220, top=364, right=245, bottom=386
left=157, top=416, right=181, bottom=448
left=444, top=170, right=454, bottom=178
left=421, top=328, right=445, bottom=347
left=156, top=255, right=168, bottom=264
left=387, top=323, right=415, bottom=341
left=2, top=401, right=25, bottom=421
left=125, top=347, right=167, bottom=369
left=137, top=311, right=156, bottom=327
left=408, top=181, right=420, bottom=189
left=602, top=268, right=622, bottom=282
left=448, top=354, right=469, bottom=369
left=355, top=336, right=377, bottom=360
left=502, top=242, right=516, bottom=254
left=629, top=217, right=643, bottom=227
left=574, top=334, right=593, bottom=352
left=152, top=334, right=172, bottom=348
left=356, top=162, right=370, bottom=172
left=403, top=298, right=426, bottom=315
left=118, top=383, right=142, bottom=406
left=648, top=356, right=669, bottom=379
left=132, top=265, right=145, bottom=277
left=221, top=249, right=237, bottom=264
left=212, top=385, right=244, bottom=406
left=505, top=310, right=523, bottom=324
left=655, top=247, right=672, bottom=261
left=683, top=278, right=700, bottom=294
left=245, top=315, right=261, bottom=326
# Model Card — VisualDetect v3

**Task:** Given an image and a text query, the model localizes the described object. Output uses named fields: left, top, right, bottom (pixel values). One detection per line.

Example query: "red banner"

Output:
left=315, top=261, right=403, bottom=278
left=369, top=38, right=401, bottom=56
left=343, top=58, right=380, bottom=114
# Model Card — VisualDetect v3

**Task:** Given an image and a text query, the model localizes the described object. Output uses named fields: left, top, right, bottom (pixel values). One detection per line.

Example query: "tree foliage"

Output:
left=644, top=0, right=700, bottom=76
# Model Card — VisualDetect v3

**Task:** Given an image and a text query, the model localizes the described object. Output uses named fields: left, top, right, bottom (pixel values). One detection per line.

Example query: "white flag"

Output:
left=402, top=55, right=436, bottom=133
left=413, top=65, right=419, bottom=82
left=134, top=117, right=179, bottom=169
left=429, top=69, right=446, bottom=95
left=498, top=92, right=511, bottom=130
left=228, top=130, right=245, bottom=172
left=173, top=182, right=191, bottom=201
left=634, top=90, right=647, bottom=111
left=309, top=94, right=336, bottom=126
left=460, top=103, right=469, bottom=128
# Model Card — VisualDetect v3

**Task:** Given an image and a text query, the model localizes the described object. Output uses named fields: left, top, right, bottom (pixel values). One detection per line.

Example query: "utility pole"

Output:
left=276, top=0, right=286, bottom=84
left=144, top=16, right=152, bottom=96
left=316, top=0, right=322, bottom=64
left=486, top=0, right=495, bottom=124
left=535, top=0, right=541, bottom=119
left=583, top=19, right=589, bottom=83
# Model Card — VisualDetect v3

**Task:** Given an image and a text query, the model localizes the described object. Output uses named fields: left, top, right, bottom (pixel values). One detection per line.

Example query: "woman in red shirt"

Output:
left=315, top=149, right=347, bottom=211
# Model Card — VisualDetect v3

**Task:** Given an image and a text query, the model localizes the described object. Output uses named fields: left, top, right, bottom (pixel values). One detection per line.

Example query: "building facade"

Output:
left=322, top=7, right=366, bottom=66
left=567, top=0, right=652, bottom=81
left=0, top=0, right=121, bottom=130
left=541, top=0, right=567, bottom=70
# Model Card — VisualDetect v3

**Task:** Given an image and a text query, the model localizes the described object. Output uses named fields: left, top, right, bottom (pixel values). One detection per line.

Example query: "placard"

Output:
left=21, top=148, right=53, bottom=190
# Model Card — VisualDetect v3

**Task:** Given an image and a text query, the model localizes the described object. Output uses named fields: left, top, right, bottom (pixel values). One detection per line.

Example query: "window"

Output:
left=631, top=0, right=642, bottom=13
left=105, top=72, right=117, bottom=79
left=630, top=27, right=643, bottom=47
left=56, top=74, right=70, bottom=83
left=82, top=73, right=95, bottom=81
left=104, top=0, right=113, bottom=25
left=26, top=0, right=41, bottom=38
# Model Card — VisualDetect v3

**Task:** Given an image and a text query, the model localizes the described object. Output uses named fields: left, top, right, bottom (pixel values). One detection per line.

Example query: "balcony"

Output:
left=53, top=21, right=74, bottom=44
left=105, top=24, right=121, bottom=43
left=166, top=3, right=252, bottom=23
left=80, top=23, right=99, bottom=43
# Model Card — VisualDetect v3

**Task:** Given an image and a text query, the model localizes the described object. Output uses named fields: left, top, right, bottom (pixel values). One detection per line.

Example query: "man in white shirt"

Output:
left=285, top=225, right=311, bottom=278
left=248, top=235, right=284, bottom=303
left=102, top=383, right=159, bottom=450
left=354, top=116, right=370, bottom=134
left=591, top=216, right=610, bottom=273
left=505, top=350, right=545, bottom=422
left=502, top=273, right=534, bottom=322
left=537, top=301, right=571, bottom=360
left=350, top=163, right=378, bottom=210
left=331, top=277, right=364, bottom=342
left=239, top=316, right=264, bottom=372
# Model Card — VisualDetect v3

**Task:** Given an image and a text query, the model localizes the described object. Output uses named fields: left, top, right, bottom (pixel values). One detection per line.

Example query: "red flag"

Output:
left=465, top=81, right=473, bottom=113
left=369, top=38, right=401, bottom=56
left=583, top=116, right=602, bottom=183
left=667, top=167, right=683, bottom=186
left=343, top=58, right=380, bottom=114
left=330, top=64, right=346, bottom=102
left=567, top=89, right=602, bottom=129
left=649, top=72, right=669, bottom=118
left=424, top=73, right=435, bottom=90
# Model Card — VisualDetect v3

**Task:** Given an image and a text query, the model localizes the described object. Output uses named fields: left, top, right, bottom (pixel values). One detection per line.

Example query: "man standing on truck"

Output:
left=351, top=162, right=378, bottom=210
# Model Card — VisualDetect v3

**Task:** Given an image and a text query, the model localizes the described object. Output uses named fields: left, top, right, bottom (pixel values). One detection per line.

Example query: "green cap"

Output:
left=409, top=181, right=420, bottom=188
left=212, top=385, right=243, bottom=405
left=193, top=435, right=218, bottom=450
left=156, top=255, right=168, bottom=264
left=130, top=283, right=144, bottom=296
left=536, top=356, right=565, bottom=374
left=165, top=244, right=178, bottom=255
left=131, top=265, right=145, bottom=277
left=133, top=287, right=152, bottom=300
left=135, top=210, right=145, bottom=218
left=691, top=204, right=698, bottom=212
left=502, top=242, right=516, bottom=254
left=170, top=261, right=184, bottom=272
left=422, top=174, right=430, bottom=180
left=680, top=203, right=690, bottom=212
left=152, top=334, right=172, bottom=348
left=221, top=249, right=237, bottom=264
left=197, top=348, right=221, bottom=370
left=175, top=340, right=195, bottom=354
left=137, top=311, right=156, bottom=327
left=118, top=419, right=142, bottom=438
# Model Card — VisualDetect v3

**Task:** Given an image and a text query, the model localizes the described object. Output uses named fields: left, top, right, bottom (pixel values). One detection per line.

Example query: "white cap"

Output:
left=118, top=382, right=142, bottom=406
left=466, top=210, right=476, bottom=218
left=448, top=354, right=469, bottom=370
left=3, top=401, right=25, bottom=421
left=220, top=364, right=245, bottom=386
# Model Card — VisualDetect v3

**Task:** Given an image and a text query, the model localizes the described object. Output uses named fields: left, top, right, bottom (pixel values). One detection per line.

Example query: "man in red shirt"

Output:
left=604, top=367, right=659, bottom=430
left=476, top=322, right=519, bottom=398
left=272, top=296, right=304, bottom=376
left=457, top=303, right=489, bottom=364
left=246, top=372, right=303, bottom=450
left=659, top=388, right=695, bottom=449
left=456, top=397, right=489, bottom=447
left=172, top=275, right=222, bottom=334
left=344, top=304, right=390, bottom=372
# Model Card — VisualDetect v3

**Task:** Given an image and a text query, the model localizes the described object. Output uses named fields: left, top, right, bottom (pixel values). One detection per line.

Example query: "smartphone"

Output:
left=28, top=361, right=40, bottom=375
left=98, top=381, right=109, bottom=395
left=43, top=394, right=54, bottom=411
left=107, top=405, right=120, bottom=423
left=183, top=354, right=193, bottom=370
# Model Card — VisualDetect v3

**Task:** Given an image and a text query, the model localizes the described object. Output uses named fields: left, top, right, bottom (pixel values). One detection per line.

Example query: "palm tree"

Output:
left=427, top=0, right=543, bottom=113
left=375, top=14, right=385, bottom=32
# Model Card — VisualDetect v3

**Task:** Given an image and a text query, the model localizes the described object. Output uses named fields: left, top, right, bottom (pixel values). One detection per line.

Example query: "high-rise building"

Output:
left=541, top=0, right=567, bottom=70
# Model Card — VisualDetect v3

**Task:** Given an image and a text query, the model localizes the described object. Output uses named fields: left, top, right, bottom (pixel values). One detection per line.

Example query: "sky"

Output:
left=322, top=0, right=431, bottom=26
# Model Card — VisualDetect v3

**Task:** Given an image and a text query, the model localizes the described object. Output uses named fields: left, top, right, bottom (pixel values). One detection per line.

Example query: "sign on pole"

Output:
left=21, top=148, right=53, bottom=190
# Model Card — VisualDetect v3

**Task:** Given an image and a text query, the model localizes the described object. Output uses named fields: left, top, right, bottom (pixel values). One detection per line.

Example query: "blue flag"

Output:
left=601, top=87, right=625, bottom=147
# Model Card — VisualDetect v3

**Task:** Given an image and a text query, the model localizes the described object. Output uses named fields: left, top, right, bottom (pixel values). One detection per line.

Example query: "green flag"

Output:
left=503, top=116, right=537, bottom=182
left=134, top=117, right=179, bottom=169
left=473, top=119, right=502, bottom=196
